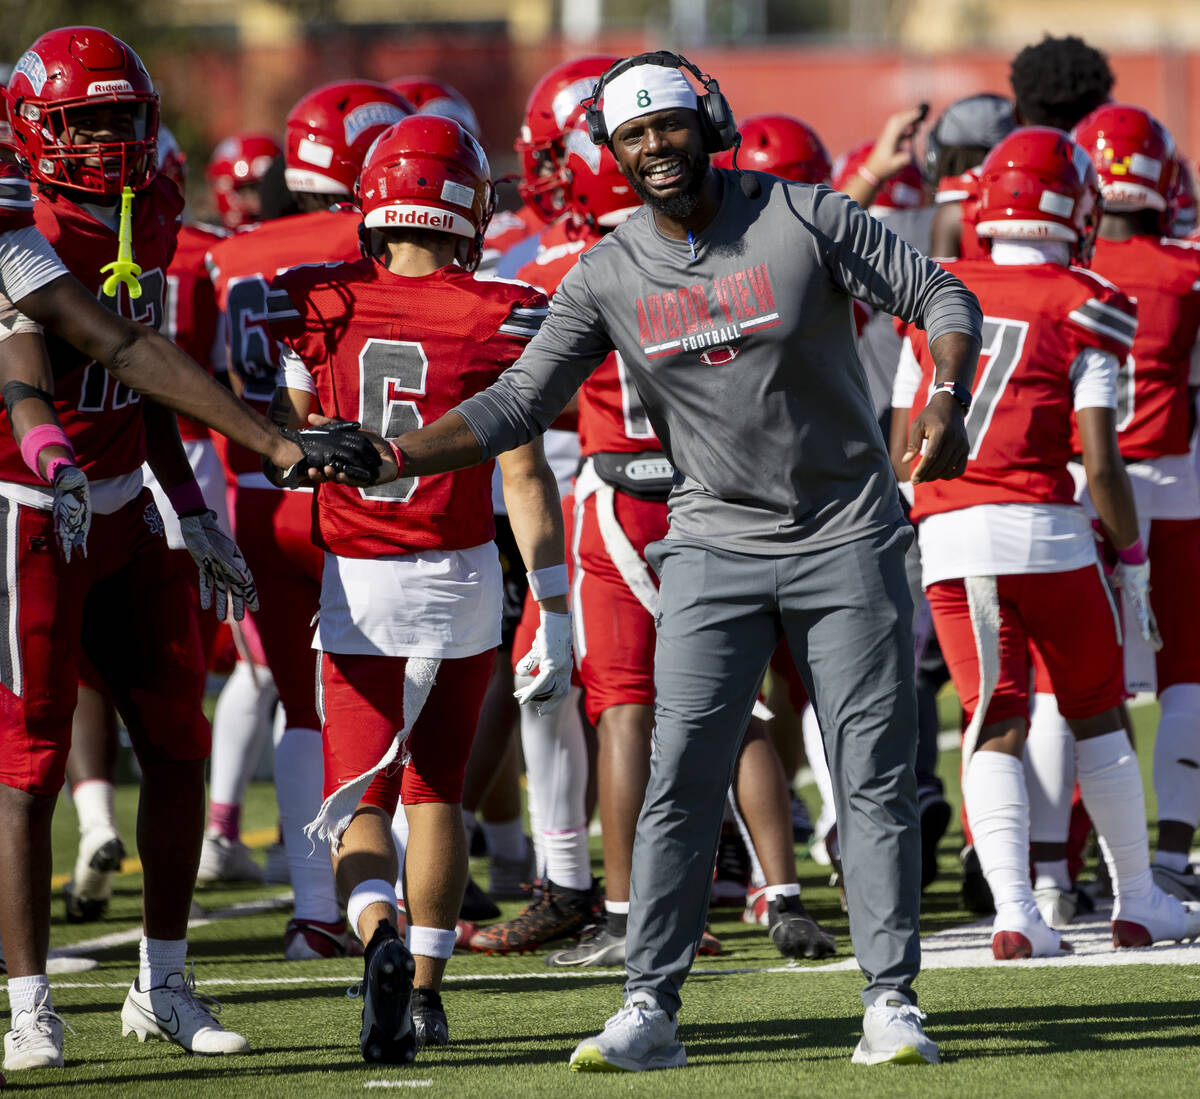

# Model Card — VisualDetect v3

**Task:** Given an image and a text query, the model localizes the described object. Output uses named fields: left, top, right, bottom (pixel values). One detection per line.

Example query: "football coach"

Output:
left=358, top=51, right=982, bottom=1070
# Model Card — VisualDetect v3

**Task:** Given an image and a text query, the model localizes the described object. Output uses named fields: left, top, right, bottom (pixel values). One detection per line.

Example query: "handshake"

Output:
left=274, top=417, right=396, bottom=489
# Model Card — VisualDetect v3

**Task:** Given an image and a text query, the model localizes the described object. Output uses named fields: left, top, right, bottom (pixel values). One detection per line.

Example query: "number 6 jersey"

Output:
left=269, top=257, right=548, bottom=557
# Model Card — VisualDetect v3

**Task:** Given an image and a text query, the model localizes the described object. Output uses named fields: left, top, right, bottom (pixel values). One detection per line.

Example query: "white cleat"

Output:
left=1113, top=887, right=1200, bottom=948
left=1034, top=886, right=1078, bottom=930
left=3, top=990, right=68, bottom=1070
left=852, top=997, right=939, bottom=1065
left=196, top=833, right=264, bottom=884
left=1151, top=863, right=1200, bottom=903
left=121, top=966, right=250, bottom=1054
left=992, top=903, right=1071, bottom=959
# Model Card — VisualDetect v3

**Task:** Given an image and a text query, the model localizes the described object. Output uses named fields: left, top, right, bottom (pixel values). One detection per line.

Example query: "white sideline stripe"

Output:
left=47, top=892, right=294, bottom=958
left=364, top=1082, right=433, bottom=1089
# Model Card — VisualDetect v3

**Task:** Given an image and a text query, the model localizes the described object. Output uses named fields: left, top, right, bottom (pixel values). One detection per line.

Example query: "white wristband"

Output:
left=527, top=563, right=569, bottom=601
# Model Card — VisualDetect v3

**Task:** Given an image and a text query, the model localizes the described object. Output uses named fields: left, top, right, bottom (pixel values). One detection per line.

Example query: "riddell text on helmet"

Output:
left=382, top=208, right=455, bottom=229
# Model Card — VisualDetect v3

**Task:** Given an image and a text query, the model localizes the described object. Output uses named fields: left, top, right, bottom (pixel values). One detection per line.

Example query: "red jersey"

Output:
left=205, top=207, right=361, bottom=476
left=1087, top=234, right=1200, bottom=460
left=515, top=218, right=660, bottom=457
left=165, top=223, right=226, bottom=442
left=0, top=162, right=34, bottom=232
left=269, top=258, right=548, bottom=558
left=936, top=170, right=987, bottom=261
left=0, top=176, right=183, bottom=485
left=904, top=258, right=1137, bottom=522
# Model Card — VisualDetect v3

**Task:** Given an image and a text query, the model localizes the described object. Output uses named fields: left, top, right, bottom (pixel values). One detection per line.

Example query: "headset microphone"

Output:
left=731, top=135, right=761, bottom=199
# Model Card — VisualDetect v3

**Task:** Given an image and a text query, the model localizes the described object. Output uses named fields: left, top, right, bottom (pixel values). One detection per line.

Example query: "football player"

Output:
left=205, top=78, right=413, bottom=960
left=898, top=127, right=1200, bottom=958
left=1069, top=105, right=1200, bottom=903
left=264, top=115, right=570, bottom=1062
left=0, top=27, right=379, bottom=1071
left=205, top=132, right=282, bottom=231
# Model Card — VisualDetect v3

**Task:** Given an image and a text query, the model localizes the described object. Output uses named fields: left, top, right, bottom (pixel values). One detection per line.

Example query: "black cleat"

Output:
left=359, top=919, right=416, bottom=1065
left=961, top=844, right=995, bottom=915
left=460, top=876, right=500, bottom=922
left=411, top=987, right=449, bottom=1050
left=767, top=894, right=837, bottom=960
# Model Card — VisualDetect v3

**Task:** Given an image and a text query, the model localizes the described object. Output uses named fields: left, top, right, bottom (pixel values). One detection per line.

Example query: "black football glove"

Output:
left=278, top=420, right=383, bottom=487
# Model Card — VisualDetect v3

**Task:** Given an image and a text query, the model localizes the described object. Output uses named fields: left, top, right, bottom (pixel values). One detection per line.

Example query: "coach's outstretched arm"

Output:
left=15, top=272, right=376, bottom=481
left=371, top=262, right=614, bottom=484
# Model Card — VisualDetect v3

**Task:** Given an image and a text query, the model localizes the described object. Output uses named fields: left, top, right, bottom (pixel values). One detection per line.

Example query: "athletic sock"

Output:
left=604, top=899, right=629, bottom=937
left=1033, top=858, right=1071, bottom=893
left=138, top=937, right=187, bottom=990
left=8, top=974, right=50, bottom=1019
left=1025, top=693, right=1074, bottom=848
left=481, top=817, right=527, bottom=862
left=763, top=883, right=801, bottom=902
left=1153, top=682, right=1200, bottom=838
left=207, top=660, right=277, bottom=838
left=963, top=751, right=1036, bottom=911
left=406, top=925, right=456, bottom=960
left=392, top=801, right=410, bottom=901
left=275, top=725, right=340, bottom=924
left=801, top=704, right=837, bottom=838
left=72, top=779, right=117, bottom=836
left=1076, top=731, right=1154, bottom=900
left=347, top=879, right=398, bottom=944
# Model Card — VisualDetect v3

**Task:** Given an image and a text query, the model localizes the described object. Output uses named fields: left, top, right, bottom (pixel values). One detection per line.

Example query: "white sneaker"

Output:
left=121, top=966, right=250, bottom=1054
left=1033, top=886, right=1078, bottom=930
left=263, top=842, right=290, bottom=885
left=4, top=989, right=69, bottom=1070
left=1113, top=887, right=1200, bottom=948
left=569, top=995, right=686, bottom=1072
left=64, top=827, right=125, bottom=922
left=852, top=997, right=939, bottom=1065
left=196, top=833, right=264, bottom=884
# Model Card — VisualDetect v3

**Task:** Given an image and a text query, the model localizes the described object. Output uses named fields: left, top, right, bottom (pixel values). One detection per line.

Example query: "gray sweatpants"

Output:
left=625, top=523, right=922, bottom=1015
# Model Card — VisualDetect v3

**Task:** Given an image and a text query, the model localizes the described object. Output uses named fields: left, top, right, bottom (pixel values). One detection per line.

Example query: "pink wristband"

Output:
left=166, top=479, right=206, bottom=516
left=1117, top=538, right=1147, bottom=565
left=19, top=423, right=75, bottom=483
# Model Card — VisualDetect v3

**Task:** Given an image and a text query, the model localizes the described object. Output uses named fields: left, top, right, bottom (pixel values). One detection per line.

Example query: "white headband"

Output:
left=601, top=64, right=698, bottom=138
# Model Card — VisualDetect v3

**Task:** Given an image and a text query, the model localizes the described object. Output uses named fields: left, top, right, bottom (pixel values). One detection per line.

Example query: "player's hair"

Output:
left=1009, top=35, right=1114, bottom=131
left=935, top=145, right=992, bottom=182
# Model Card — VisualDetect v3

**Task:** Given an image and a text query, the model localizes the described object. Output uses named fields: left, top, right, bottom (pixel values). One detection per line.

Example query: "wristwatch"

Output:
left=930, top=381, right=972, bottom=414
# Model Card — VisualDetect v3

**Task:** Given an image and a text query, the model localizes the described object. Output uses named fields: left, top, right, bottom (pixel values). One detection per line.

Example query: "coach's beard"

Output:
left=628, top=150, right=711, bottom=219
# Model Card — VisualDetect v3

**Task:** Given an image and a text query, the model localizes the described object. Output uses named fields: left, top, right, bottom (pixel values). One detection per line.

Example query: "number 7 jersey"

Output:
left=269, top=257, right=548, bottom=557
left=902, top=257, right=1137, bottom=523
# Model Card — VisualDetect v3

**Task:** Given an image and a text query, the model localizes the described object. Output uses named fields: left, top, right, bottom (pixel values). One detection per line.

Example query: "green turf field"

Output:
left=4, top=701, right=1200, bottom=1096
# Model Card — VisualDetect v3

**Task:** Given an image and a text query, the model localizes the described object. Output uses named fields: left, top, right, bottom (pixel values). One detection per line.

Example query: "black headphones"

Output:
left=582, top=51, right=738, bottom=153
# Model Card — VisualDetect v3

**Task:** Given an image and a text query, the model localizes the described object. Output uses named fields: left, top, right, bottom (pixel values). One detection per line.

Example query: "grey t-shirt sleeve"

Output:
left=802, top=185, right=982, bottom=348
left=455, top=261, right=614, bottom=460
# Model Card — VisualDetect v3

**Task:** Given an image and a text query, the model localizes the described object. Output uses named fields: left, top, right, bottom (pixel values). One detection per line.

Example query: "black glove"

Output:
left=278, top=420, right=383, bottom=487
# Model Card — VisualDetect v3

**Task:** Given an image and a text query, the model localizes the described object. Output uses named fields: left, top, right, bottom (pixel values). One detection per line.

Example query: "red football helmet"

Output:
left=1169, top=153, right=1198, bottom=237
left=714, top=114, right=831, bottom=184
left=8, top=26, right=159, bottom=196
left=284, top=80, right=414, bottom=196
left=832, top=141, right=925, bottom=211
left=1073, top=104, right=1176, bottom=216
left=358, top=115, right=494, bottom=271
left=387, top=76, right=480, bottom=139
left=156, top=123, right=185, bottom=188
left=974, top=127, right=1101, bottom=262
left=559, top=115, right=640, bottom=229
left=206, top=132, right=281, bottom=229
left=514, top=55, right=617, bottom=223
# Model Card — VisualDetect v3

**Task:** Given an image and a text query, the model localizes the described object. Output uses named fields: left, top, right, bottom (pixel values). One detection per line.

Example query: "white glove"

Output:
left=52, top=465, right=90, bottom=564
left=513, top=609, right=573, bottom=715
left=179, top=509, right=259, bottom=622
left=1113, top=559, right=1163, bottom=652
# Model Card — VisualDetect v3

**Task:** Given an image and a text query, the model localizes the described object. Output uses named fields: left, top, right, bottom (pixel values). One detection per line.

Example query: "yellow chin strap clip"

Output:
left=100, top=186, right=142, bottom=299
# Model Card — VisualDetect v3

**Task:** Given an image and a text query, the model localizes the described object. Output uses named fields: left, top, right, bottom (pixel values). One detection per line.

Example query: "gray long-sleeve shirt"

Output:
left=458, top=170, right=982, bottom=554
